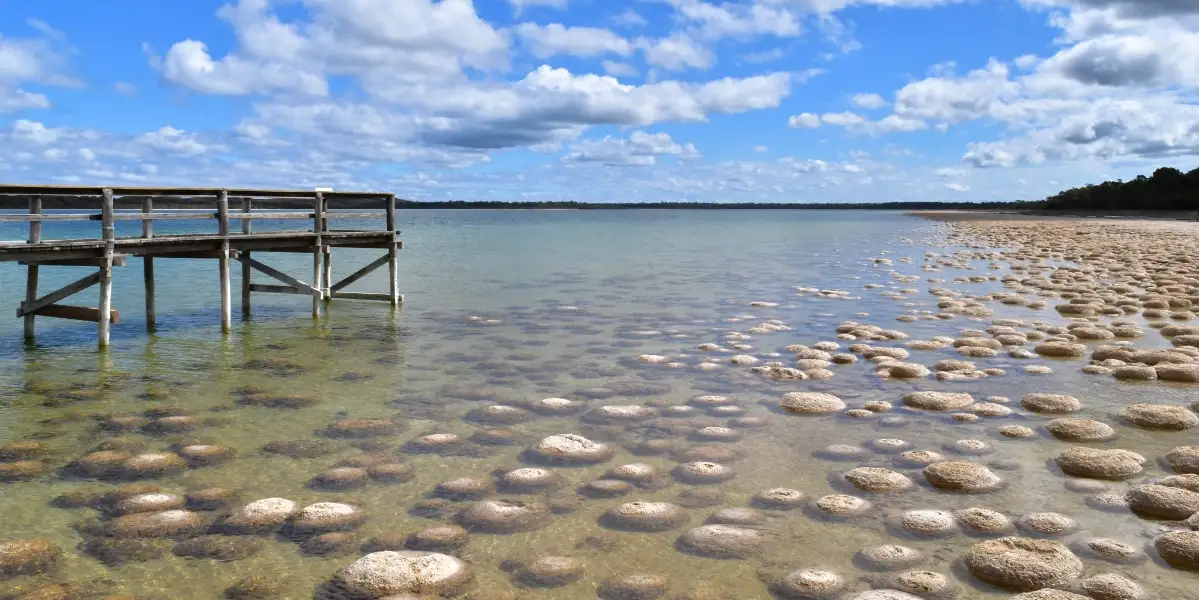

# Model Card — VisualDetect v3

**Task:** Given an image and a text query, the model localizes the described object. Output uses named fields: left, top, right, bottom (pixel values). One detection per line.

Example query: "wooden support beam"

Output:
left=248, top=283, right=308, bottom=295
left=24, top=195, right=41, bottom=339
left=329, top=253, right=391, bottom=294
left=217, top=190, right=231, bottom=333
left=17, top=271, right=103, bottom=317
left=143, top=197, right=155, bottom=331
left=98, top=188, right=115, bottom=347
left=234, top=254, right=319, bottom=294
left=330, top=291, right=394, bottom=301
left=20, top=256, right=127, bottom=267
left=242, top=197, right=252, bottom=317
left=312, top=192, right=324, bottom=318
left=34, top=304, right=120, bottom=324
left=141, top=251, right=226, bottom=259
left=386, top=194, right=399, bottom=306
left=321, top=249, right=332, bottom=301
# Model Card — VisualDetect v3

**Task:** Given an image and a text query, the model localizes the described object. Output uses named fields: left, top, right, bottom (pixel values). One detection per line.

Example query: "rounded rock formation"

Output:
left=751, top=488, right=805, bottom=510
left=105, top=510, right=207, bottom=538
left=855, top=544, right=923, bottom=571
left=598, top=573, right=671, bottom=600
left=1078, top=573, right=1144, bottom=600
left=1045, top=419, right=1115, bottom=442
left=405, top=525, right=469, bottom=552
left=1119, top=403, right=1198, bottom=430
left=528, top=434, right=615, bottom=465
left=779, top=392, right=845, bottom=414
left=1055, top=448, right=1145, bottom=479
left=963, top=536, right=1082, bottom=591
left=814, top=494, right=870, bottom=517
left=774, top=568, right=843, bottom=598
left=519, top=556, right=585, bottom=587
left=455, top=499, right=550, bottom=533
left=1153, top=530, right=1198, bottom=571
left=0, top=539, right=62, bottom=578
left=601, top=502, right=688, bottom=532
left=672, top=462, right=735, bottom=485
left=1125, top=484, right=1198, bottom=520
left=955, top=507, right=1012, bottom=534
left=290, top=502, right=366, bottom=533
left=898, top=509, right=957, bottom=536
left=845, top=467, right=913, bottom=492
left=922, top=461, right=1001, bottom=492
left=902, top=392, right=974, bottom=411
left=1021, top=393, right=1081, bottom=414
left=1165, top=445, right=1199, bottom=474
left=223, top=498, right=299, bottom=533
left=676, top=524, right=767, bottom=559
left=334, top=551, right=474, bottom=597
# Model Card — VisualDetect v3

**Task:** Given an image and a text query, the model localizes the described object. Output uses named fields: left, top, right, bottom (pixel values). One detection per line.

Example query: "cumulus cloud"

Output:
left=515, top=23, right=632, bottom=58
left=161, top=40, right=329, bottom=96
left=788, top=113, right=821, bottom=128
left=566, top=131, right=700, bottom=165
left=850, top=93, right=886, bottom=109
left=639, top=34, right=715, bottom=70
left=944, top=182, right=970, bottom=191
left=0, top=26, right=79, bottom=113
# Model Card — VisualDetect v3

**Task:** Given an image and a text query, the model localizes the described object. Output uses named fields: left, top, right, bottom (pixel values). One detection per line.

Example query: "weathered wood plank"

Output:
left=329, top=253, right=391, bottom=294
left=17, top=271, right=103, bottom=317
left=24, top=195, right=41, bottom=339
left=19, top=256, right=127, bottom=267
left=98, top=188, right=115, bottom=347
left=34, top=304, right=120, bottom=324
left=330, top=291, right=394, bottom=301
left=241, top=198, right=252, bottom=317
left=235, top=254, right=318, bottom=294
left=248, top=283, right=307, bottom=295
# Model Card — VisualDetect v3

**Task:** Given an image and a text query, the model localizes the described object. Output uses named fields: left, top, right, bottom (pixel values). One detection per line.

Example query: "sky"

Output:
left=0, top=0, right=1196, bottom=203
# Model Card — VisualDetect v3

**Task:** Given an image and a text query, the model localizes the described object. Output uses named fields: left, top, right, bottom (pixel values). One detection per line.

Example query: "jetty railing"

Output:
left=0, top=185, right=403, bottom=347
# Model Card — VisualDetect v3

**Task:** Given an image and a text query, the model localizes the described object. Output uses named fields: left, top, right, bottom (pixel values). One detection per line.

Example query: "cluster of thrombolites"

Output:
left=0, top=217, right=1196, bottom=599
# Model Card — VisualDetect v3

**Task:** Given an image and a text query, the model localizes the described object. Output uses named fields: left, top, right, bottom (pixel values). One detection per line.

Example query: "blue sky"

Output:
left=1, top=0, right=1196, bottom=202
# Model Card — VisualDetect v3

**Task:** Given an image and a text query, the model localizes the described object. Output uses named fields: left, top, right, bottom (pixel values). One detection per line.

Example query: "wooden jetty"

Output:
left=0, top=185, right=402, bottom=347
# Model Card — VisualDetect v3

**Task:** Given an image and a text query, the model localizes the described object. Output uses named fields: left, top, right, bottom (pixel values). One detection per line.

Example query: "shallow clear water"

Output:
left=0, top=210, right=1195, bottom=599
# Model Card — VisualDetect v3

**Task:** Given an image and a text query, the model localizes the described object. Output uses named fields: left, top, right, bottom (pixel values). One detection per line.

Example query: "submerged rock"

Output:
left=0, top=539, right=62, bottom=578
left=334, top=551, right=474, bottom=596
left=676, top=525, right=767, bottom=559
left=1055, top=448, right=1145, bottom=479
left=527, top=434, right=615, bottom=465
left=963, top=536, right=1082, bottom=591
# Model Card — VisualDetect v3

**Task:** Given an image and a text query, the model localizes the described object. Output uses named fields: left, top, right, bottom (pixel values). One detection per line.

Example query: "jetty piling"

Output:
left=0, top=185, right=403, bottom=347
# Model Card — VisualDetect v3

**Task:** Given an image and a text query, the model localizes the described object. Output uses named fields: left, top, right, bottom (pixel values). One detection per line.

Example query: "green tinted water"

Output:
left=0, top=211, right=1194, bottom=599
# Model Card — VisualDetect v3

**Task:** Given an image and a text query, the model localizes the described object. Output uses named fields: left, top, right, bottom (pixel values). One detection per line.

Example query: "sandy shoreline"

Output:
left=910, top=209, right=1199, bottom=222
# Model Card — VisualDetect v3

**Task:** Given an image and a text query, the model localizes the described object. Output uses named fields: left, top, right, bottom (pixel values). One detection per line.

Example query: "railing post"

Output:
left=142, top=197, right=155, bottom=331
left=217, top=190, right=231, bottom=333
left=23, top=195, right=42, bottom=340
left=386, top=194, right=399, bottom=305
left=312, top=192, right=324, bottom=317
left=98, top=188, right=115, bottom=347
left=241, top=196, right=252, bottom=317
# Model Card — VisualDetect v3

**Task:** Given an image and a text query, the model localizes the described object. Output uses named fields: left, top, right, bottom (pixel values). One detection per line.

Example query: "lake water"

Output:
left=0, top=210, right=1195, bottom=599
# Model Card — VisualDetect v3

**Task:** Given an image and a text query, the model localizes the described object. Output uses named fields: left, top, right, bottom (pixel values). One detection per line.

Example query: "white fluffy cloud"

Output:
left=0, top=29, right=78, bottom=113
left=566, top=131, right=699, bottom=165
left=515, top=23, right=632, bottom=58
left=850, top=93, right=886, bottom=109
left=639, top=34, right=715, bottom=70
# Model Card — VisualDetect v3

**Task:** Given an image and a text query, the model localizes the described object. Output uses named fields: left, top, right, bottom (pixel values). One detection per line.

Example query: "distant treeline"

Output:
left=1040, top=167, right=1198, bottom=211
left=392, top=200, right=1042, bottom=210
left=0, top=167, right=1195, bottom=212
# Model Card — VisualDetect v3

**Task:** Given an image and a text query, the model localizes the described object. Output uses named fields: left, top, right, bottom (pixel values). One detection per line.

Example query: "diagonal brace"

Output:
left=234, top=253, right=318, bottom=294
left=17, top=270, right=103, bottom=317
left=329, top=253, right=391, bottom=295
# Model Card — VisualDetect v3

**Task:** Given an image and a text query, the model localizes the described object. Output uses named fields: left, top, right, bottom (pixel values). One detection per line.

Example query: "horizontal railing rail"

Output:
left=0, top=186, right=399, bottom=244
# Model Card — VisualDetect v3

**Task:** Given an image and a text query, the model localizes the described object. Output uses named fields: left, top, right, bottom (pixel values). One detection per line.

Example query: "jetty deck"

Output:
left=0, top=185, right=402, bottom=347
